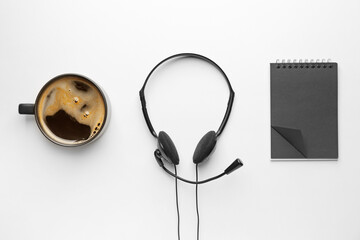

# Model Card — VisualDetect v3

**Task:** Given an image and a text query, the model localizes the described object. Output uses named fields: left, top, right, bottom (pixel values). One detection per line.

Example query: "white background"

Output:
left=1, top=0, right=360, bottom=239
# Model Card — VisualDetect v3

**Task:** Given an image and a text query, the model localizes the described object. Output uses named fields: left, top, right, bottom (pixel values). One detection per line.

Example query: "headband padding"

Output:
left=193, top=131, right=217, bottom=164
left=158, top=131, right=180, bottom=165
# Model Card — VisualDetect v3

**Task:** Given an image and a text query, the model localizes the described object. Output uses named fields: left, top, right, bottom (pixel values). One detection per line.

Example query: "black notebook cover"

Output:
left=271, top=61, right=338, bottom=159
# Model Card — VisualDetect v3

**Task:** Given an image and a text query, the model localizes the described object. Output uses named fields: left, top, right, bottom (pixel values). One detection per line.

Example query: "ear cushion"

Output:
left=158, top=131, right=180, bottom=165
left=193, top=131, right=217, bottom=164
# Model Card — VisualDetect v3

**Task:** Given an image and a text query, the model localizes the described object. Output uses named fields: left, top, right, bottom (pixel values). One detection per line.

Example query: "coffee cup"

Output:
left=19, top=74, right=110, bottom=147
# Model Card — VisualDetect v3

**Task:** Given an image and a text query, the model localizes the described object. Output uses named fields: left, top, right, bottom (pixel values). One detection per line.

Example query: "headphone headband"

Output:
left=139, top=53, right=235, bottom=138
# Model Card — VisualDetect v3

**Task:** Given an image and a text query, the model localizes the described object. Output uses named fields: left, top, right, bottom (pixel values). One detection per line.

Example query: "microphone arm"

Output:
left=154, top=150, right=243, bottom=185
left=162, top=165, right=226, bottom=184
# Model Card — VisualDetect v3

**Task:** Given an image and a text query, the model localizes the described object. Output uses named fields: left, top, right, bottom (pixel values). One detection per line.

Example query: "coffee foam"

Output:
left=37, top=75, right=106, bottom=145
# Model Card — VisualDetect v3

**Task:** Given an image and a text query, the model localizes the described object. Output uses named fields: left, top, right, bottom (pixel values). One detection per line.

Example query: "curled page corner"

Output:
left=271, top=125, right=307, bottom=158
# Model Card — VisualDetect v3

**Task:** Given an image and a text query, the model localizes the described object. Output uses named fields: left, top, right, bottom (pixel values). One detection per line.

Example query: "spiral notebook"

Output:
left=271, top=60, right=338, bottom=160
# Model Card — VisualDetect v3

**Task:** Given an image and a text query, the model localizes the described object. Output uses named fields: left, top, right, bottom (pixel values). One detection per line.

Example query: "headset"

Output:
left=139, top=53, right=243, bottom=240
left=140, top=53, right=243, bottom=182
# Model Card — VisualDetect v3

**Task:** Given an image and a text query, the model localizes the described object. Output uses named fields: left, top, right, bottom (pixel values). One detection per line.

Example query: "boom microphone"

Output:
left=154, top=150, right=243, bottom=185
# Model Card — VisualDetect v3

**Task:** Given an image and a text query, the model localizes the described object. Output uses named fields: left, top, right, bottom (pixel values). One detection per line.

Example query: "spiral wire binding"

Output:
left=275, top=59, right=334, bottom=69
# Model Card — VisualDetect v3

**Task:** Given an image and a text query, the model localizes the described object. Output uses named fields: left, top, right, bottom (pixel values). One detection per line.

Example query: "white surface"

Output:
left=1, top=0, right=360, bottom=239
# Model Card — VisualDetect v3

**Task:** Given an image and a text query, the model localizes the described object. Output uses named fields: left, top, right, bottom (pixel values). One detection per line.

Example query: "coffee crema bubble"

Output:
left=36, top=75, right=106, bottom=145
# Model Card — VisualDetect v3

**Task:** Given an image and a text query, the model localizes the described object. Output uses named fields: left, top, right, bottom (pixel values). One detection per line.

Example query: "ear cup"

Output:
left=158, top=131, right=180, bottom=165
left=193, top=131, right=217, bottom=164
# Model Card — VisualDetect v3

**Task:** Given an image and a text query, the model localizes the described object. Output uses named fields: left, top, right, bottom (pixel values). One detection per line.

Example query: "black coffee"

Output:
left=46, top=110, right=91, bottom=141
left=36, top=75, right=106, bottom=145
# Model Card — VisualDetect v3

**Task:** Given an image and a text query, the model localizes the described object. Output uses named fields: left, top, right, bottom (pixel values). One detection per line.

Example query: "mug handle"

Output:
left=18, top=104, right=35, bottom=115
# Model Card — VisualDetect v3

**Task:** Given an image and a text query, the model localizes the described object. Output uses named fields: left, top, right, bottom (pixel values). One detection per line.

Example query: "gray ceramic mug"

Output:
left=19, top=73, right=110, bottom=147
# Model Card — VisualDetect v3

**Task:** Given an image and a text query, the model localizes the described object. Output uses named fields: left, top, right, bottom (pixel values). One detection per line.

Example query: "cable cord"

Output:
left=196, top=164, right=200, bottom=240
left=174, top=166, right=180, bottom=240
